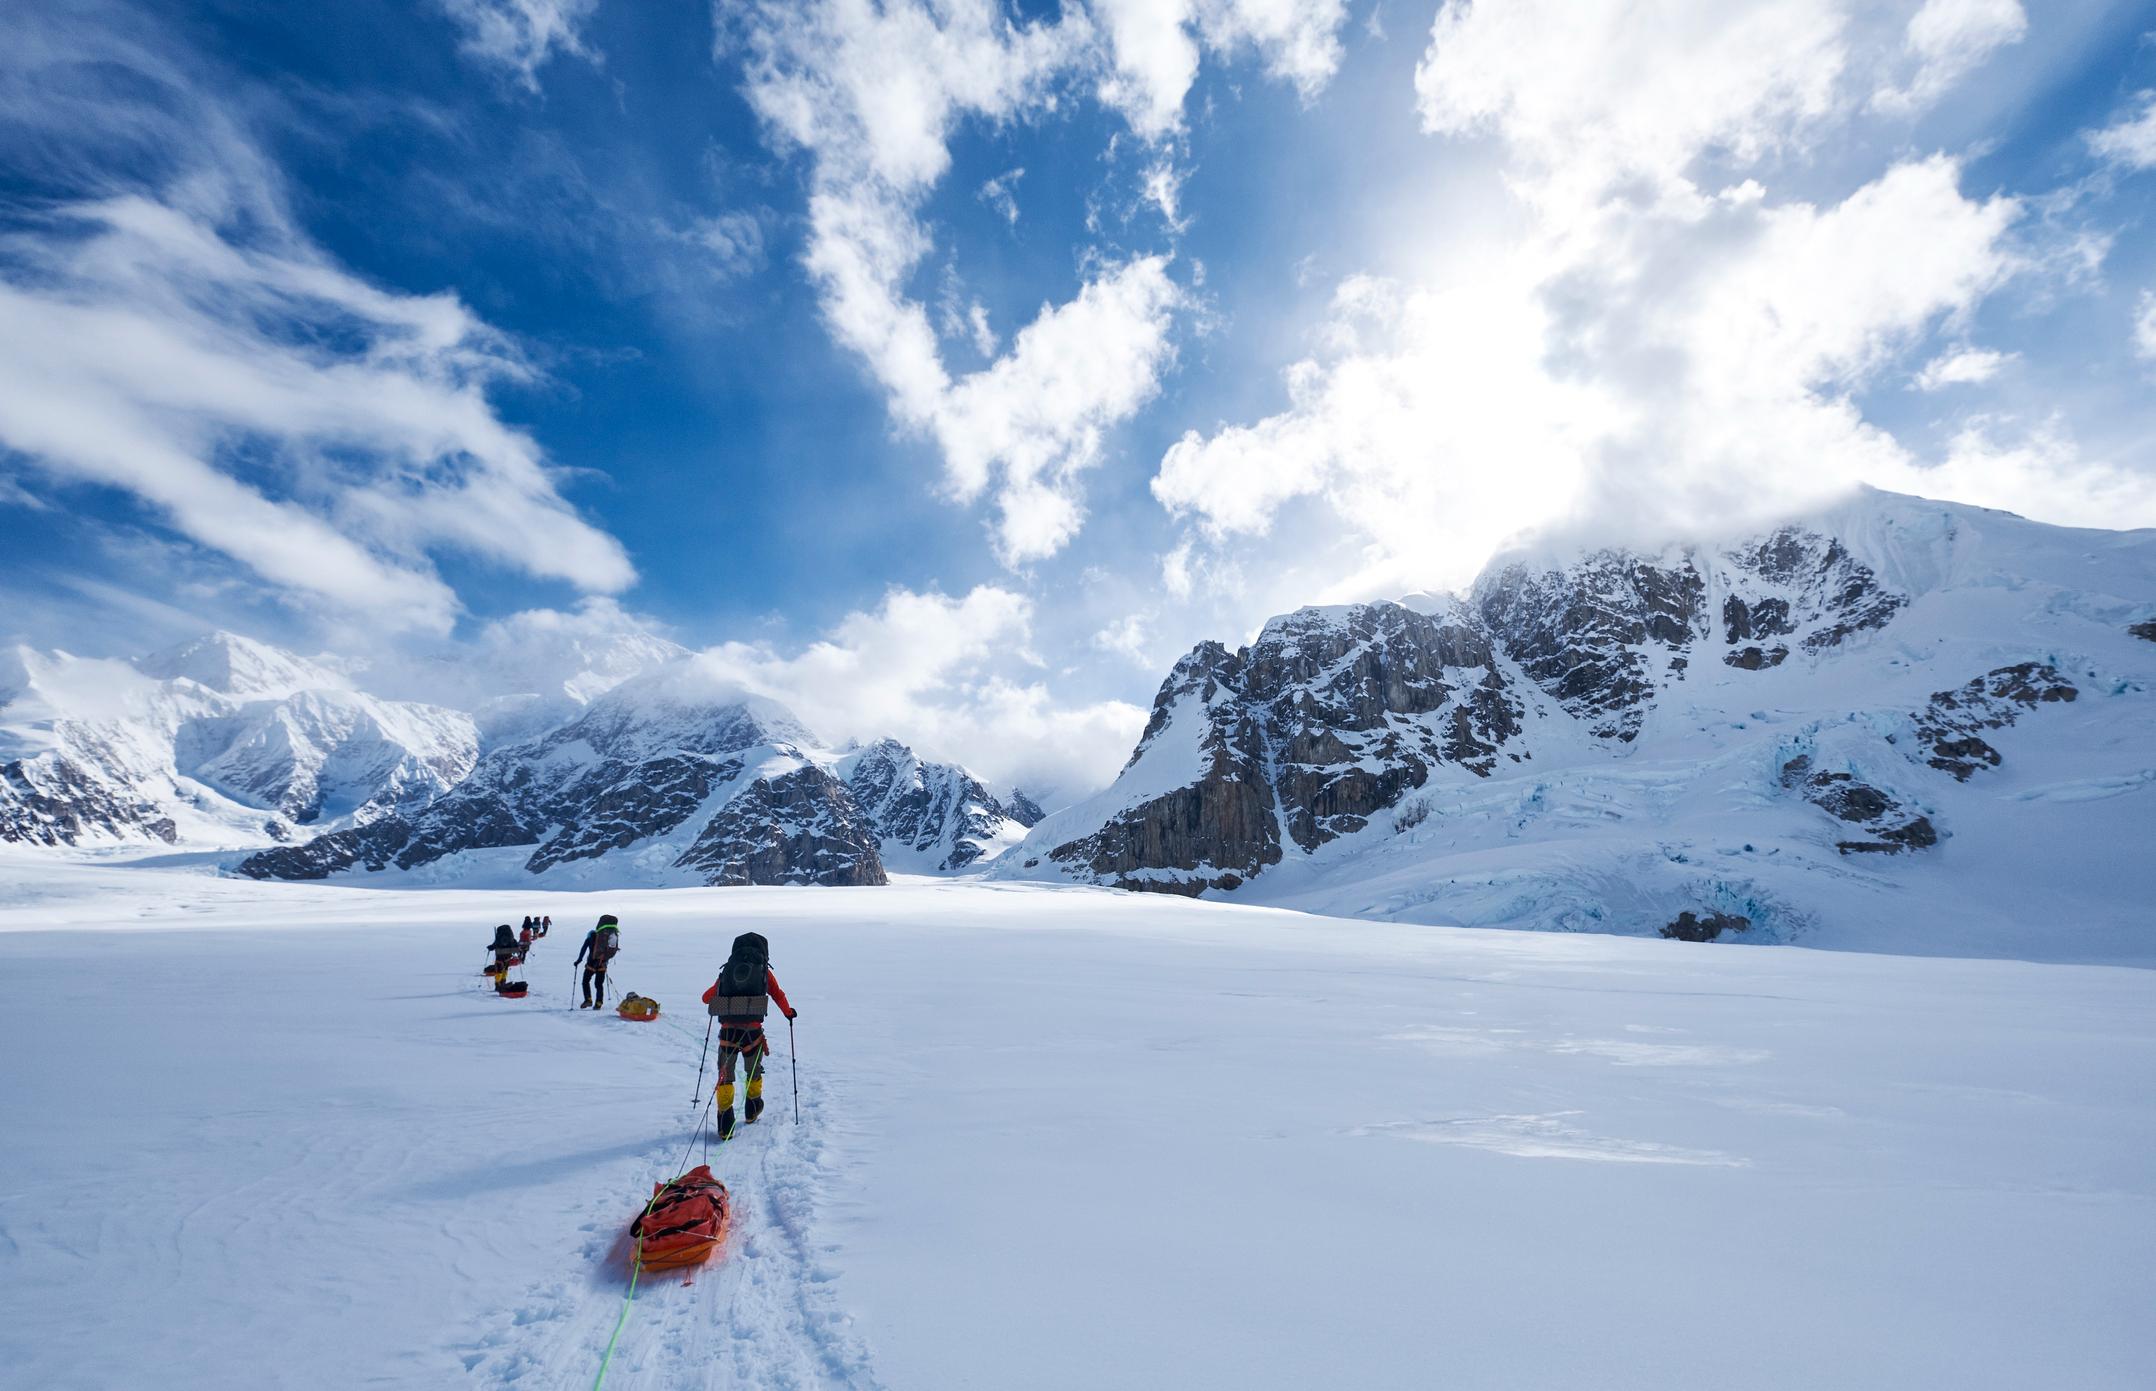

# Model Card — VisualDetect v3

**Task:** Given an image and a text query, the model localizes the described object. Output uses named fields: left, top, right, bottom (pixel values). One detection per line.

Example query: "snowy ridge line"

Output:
left=994, top=489, right=2156, bottom=952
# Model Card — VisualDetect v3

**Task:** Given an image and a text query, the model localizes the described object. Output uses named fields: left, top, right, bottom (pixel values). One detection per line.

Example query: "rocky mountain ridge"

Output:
left=1002, top=490, right=2156, bottom=947
left=234, top=662, right=1035, bottom=888
left=1, top=634, right=477, bottom=848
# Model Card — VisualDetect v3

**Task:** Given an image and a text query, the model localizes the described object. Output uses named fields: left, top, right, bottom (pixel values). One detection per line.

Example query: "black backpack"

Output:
left=708, top=932, right=770, bottom=1018
left=491, top=924, right=517, bottom=950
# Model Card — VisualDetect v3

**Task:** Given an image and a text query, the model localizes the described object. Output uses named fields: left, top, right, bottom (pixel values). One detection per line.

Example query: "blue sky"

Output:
left=3, top=0, right=2155, bottom=795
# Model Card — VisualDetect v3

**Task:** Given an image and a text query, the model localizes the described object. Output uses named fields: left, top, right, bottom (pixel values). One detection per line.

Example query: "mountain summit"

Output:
left=1000, top=490, right=2156, bottom=950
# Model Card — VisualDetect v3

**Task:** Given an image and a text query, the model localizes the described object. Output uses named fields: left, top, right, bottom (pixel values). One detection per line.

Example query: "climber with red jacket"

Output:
left=701, top=931, right=796, bottom=1140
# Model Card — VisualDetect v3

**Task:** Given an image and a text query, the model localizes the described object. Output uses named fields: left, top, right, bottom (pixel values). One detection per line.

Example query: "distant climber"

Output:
left=540, top=914, right=552, bottom=938
left=487, top=923, right=519, bottom=979
left=701, top=932, right=796, bottom=1140
left=576, top=914, right=621, bottom=1009
left=519, top=920, right=535, bottom=949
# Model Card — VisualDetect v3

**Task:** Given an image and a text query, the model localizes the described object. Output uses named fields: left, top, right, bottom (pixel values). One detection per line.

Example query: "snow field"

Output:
left=0, top=865, right=2152, bottom=1388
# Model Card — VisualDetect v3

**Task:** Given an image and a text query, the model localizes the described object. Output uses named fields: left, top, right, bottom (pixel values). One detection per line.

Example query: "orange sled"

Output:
left=630, top=1165, right=730, bottom=1272
left=496, top=980, right=529, bottom=999
left=616, top=993, right=660, bottom=1022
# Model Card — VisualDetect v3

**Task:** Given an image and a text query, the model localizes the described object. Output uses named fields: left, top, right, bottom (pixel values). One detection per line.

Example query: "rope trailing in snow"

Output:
left=592, top=1085, right=719, bottom=1391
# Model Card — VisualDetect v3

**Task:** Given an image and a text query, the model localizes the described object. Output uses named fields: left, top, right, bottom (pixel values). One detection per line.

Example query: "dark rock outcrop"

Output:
left=1477, top=554, right=1702, bottom=741
left=1914, top=663, right=2077, bottom=781
left=1044, top=603, right=1525, bottom=892
left=840, top=739, right=1033, bottom=870
left=676, top=764, right=885, bottom=886
left=0, top=756, right=177, bottom=847
left=240, top=687, right=885, bottom=887
left=1778, top=755, right=1937, bottom=855
left=1661, top=911, right=1751, bottom=942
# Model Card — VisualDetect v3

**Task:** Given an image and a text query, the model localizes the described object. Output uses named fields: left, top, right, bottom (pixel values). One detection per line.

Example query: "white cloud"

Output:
left=1896, top=418, right=2156, bottom=529
left=700, top=584, right=1145, bottom=797
left=1912, top=345, right=2014, bottom=390
left=1093, top=0, right=1348, bottom=140
left=2137, top=291, right=2156, bottom=362
left=1873, top=0, right=2026, bottom=114
left=732, top=0, right=1345, bottom=564
left=0, top=12, right=632, bottom=635
left=1091, top=612, right=1152, bottom=665
left=685, top=210, right=768, bottom=280
left=977, top=167, right=1025, bottom=225
left=438, top=0, right=600, bottom=88
left=1156, top=3, right=2112, bottom=607
left=1414, top=0, right=1848, bottom=206
left=1142, top=158, right=1190, bottom=231
left=2089, top=91, right=2156, bottom=171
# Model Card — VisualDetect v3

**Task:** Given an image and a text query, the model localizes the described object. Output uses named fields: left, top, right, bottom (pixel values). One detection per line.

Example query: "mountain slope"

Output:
left=237, top=662, right=887, bottom=888
left=1001, top=489, right=2156, bottom=950
left=836, top=738, right=1039, bottom=871
left=0, top=634, right=477, bottom=849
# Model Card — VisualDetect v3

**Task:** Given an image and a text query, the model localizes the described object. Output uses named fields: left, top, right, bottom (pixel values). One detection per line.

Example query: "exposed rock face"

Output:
left=1476, top=554, right=1701, bottom=741
left=1914, top=663, right=2078, bottom=781
left=1044, top=641, right=1281, bottom=894
left=1033, top=602, right=1524, bottom=893
left=239, top=679, right=887, bottom=887
left=677, top=764, right=884, bottom=886
left=1009, top=497, right=2122, bottom=906
left=1778, top=756, right=1937, bottom=855
left=0, top=755, right=177, bottom=847
left=2132, top=621, right=2156, bottom=643
left=1661, top=911, right=1751, bottom=942
left=1471, top=525, right=1905, bottom=742
left=838, top=739, right=1035, bottom=870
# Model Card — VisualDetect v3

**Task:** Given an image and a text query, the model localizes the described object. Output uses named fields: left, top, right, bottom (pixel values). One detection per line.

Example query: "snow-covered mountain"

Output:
left=0, top=633, right=477, bottom=849
left=837, top=738, right=1041, bottom=871
left=236, top=660, right=1035, bottom=888
left=1000, top=489, right=2156, bottom=949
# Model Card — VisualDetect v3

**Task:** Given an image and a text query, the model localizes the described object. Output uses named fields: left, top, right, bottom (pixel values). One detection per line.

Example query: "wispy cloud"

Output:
left=438, top=0, right=601, bottom=89
left=2087, top=90, right=2156, bottom=172
left=729, top=0, right=1347, bottom=565
left=0, top=3, right=632, bottom=635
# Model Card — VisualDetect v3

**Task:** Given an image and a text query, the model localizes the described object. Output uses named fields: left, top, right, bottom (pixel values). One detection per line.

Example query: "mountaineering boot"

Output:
left=746, top=1092, right=764, bottom=1124
left=716, top=1108, right=737, bottom=1142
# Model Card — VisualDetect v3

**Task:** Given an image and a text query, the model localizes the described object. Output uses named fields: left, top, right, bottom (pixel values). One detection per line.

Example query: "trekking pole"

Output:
left=690, top=1014, right=714, bottom=1106
left=788, top=1015, right=800, bottom=1124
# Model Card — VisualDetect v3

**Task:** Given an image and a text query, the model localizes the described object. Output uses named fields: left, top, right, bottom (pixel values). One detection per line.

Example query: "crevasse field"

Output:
left=2, top=861, right=2151, bottom=1390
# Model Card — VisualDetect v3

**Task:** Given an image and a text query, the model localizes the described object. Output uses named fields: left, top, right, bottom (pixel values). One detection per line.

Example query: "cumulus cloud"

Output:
left=730, top=0, right=1345, bottom=564
left=1157, top=0, right=2139, bottom=606
left=2088, top=91, right=2156, bottom=172
left=438, top=0, right=601, bottom=88
left=0, top=5, right=632, bottom=635
left=700, top=584, right=1145, bottom=798
left=1094, top=0, right=1348, bottom=139
left=1415, top=0, right=1848, bottom=208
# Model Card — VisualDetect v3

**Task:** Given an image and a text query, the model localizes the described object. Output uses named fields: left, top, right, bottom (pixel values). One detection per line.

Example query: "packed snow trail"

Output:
left=0, top=862, right=2152, bottom=1388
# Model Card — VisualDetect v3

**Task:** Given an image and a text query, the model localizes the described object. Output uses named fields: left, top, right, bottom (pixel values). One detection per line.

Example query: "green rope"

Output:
left=593, top=1085, right=719, bottom=1390
left=591, top=1235, right=646, bottom=1391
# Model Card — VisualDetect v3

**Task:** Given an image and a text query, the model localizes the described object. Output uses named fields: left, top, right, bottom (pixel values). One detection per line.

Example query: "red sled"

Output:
left=495, top=981, right=529, bottom=999
left=630, top=1165, right=730, bottom=1272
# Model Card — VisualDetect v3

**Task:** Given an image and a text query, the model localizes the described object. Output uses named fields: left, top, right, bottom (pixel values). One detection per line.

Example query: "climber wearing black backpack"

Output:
left=487, top=922, right=519, bottom=978
left=700, top=932, right=796, bottom=1140
left=575, top=914, right=621, bottom=1009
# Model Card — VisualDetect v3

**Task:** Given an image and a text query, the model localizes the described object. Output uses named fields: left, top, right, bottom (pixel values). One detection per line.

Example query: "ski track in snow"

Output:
left=5, top=867, right=2155, bottom=1390
left=455, top=1001, right=882, bottom=1391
